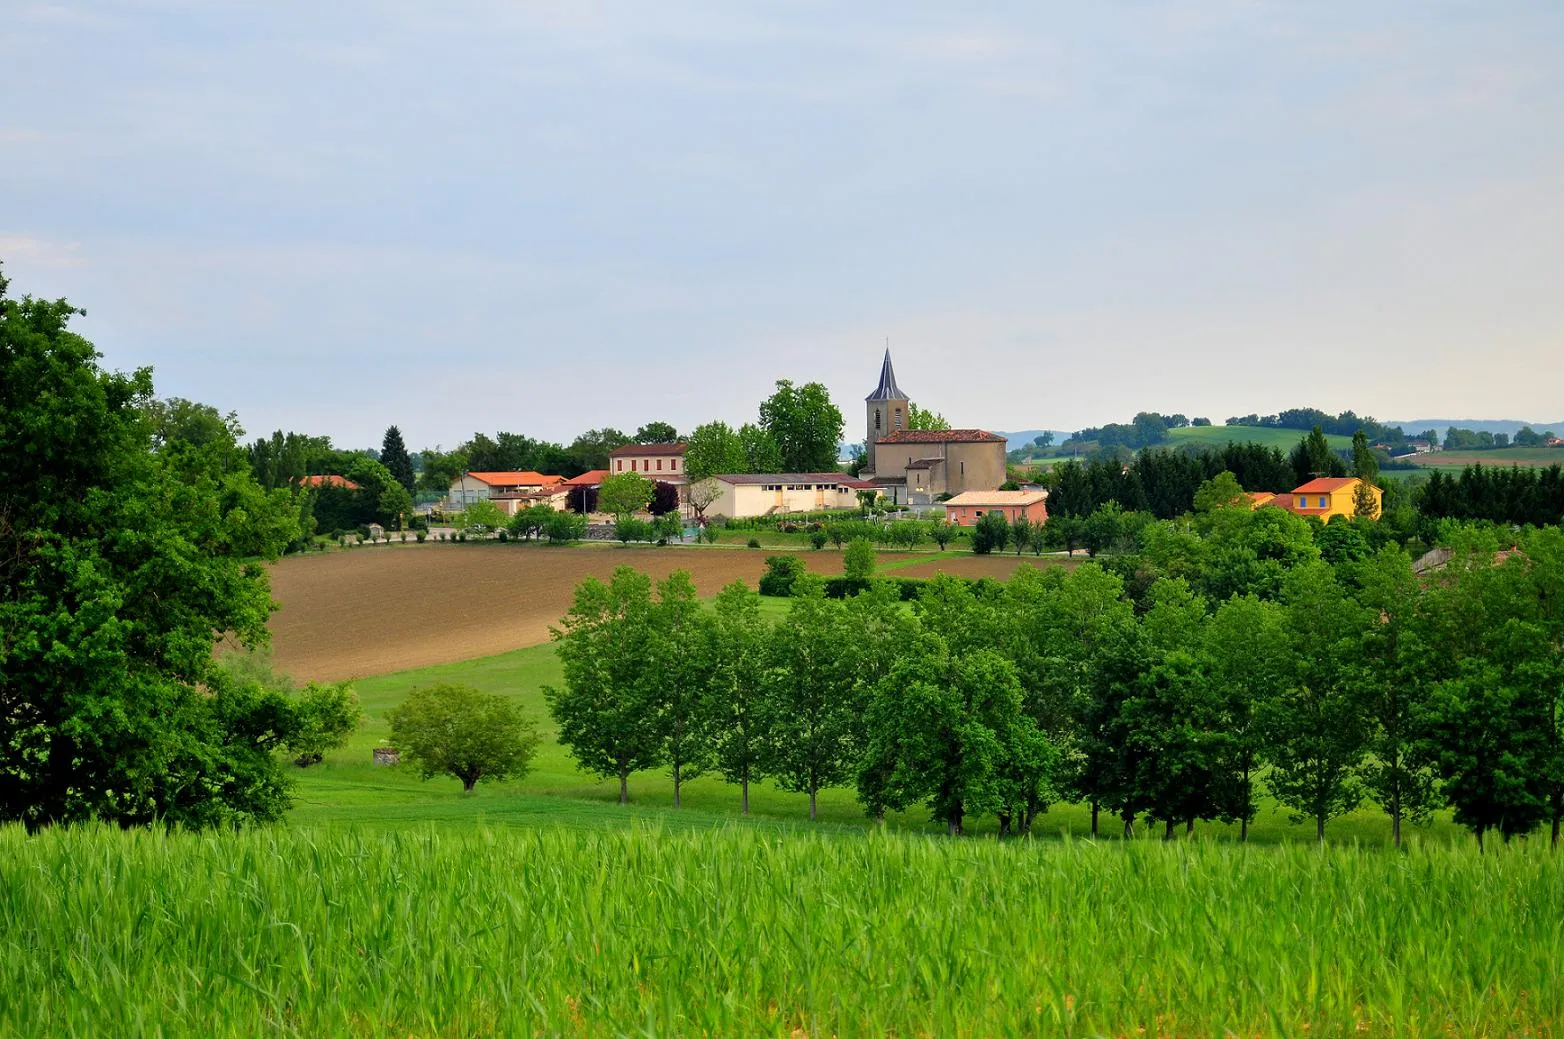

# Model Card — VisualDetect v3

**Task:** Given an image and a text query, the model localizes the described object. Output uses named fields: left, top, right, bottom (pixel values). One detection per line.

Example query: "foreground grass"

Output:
left=296, top=640, right=1473, bottom=844
left=5, top=824, right=1560, bottom=1038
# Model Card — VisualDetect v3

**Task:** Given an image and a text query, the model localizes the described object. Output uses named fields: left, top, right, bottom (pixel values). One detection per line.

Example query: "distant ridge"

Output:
left=994, top=429, right=1073, bottom=450
left=1389, top=419, right=1564, bottom=437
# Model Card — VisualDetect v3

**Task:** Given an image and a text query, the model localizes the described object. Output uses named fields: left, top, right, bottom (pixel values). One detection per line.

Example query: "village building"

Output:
left=1258, top=477, right=1384, bottom=522
left=447, top=471, right=565, bottom=510
left=943, top=490, right=1048, bottom=527
left=702, top=473, right=878, bottom=519
left=297, top=474, right=359, bottom=490
left=857, top=350, right=1007, bottom=505
left=608, top=443, right=688, bottom=483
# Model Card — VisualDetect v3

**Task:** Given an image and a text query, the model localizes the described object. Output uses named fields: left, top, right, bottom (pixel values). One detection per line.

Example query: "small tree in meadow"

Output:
left=388, top=684, right=540, bottom=792
left=288, top=681, right=363, bottom=767
left=971, top=512, right=1009, bottom=555
left=1011, top=516, right=1033, bottom=556
left=930, top=521, right=956, bottom=550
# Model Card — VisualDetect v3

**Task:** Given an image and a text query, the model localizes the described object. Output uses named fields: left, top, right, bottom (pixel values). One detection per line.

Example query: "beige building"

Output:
left=944, top=490, right=1049, bottom=527
left=857, top=351, right=1008, bottom=505
left=609, top=443, right=688, bottom=483
left=702, top=473, right=878, bottom=520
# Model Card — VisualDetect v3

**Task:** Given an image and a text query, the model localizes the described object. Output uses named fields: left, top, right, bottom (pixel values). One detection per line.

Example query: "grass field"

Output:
left=7, top=824, right=1561, bottom=1038
left=1408, top=446, right=1564, bottom=468
left=1165, top=425, right=1354, bottom=452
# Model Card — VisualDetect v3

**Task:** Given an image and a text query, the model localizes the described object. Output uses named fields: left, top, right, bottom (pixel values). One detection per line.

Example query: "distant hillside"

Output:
left=1167, top=425, right=1353, bottom=452
left=1389, top=419, right=1564, bottom=438
left=994, top=429, right=1074, bottom=451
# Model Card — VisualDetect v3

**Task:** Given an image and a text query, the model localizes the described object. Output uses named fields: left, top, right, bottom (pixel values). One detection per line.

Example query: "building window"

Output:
left=875, top=410, right=881, bottom=431
left=671, top=458, right=678, bottom=471
left=960, top=461, right=965, bottom=476
left=616, top=460, right=623, bottom=472
left=657, top=460, right=663, bottom=471
left=894, top=408, right=903, bottom=430
left=1319, top=496, right=1328, bottom=508
left=1298, top=496, right=1306, bottom=508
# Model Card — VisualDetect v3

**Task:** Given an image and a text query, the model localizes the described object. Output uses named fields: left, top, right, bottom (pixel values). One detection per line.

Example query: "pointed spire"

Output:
left=865, top=348, right=907, bottom=402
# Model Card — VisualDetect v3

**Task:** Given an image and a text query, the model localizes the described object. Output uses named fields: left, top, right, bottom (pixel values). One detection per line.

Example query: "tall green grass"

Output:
left=4, top=824, right=1560, bottom=1037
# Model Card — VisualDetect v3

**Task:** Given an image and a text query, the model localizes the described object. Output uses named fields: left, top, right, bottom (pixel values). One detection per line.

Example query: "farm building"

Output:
left=943, top=490, right=1048, bottom=527
left=448, top=471, right=565, bottom=509
left=609, top=443, right=688, bottom=483
left=297, top=474, right=359, bottom=489
left=700, top=473, right=879, bottom=519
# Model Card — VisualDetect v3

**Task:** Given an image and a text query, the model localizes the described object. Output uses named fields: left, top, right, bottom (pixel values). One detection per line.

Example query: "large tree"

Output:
left=634, top=421, right=680, bottom=444
left=380, top=425, right=416, bottom=493
left=598, top=471, right=655, bottom=518
left=388, top=684, right=539, bottom=792
left=0, top=268, right=305, bottom=829
left=758, top=380, right=844, bottom=473
left=546, top=567, right=666, bottom=803
left=684, top=421, right=749, bottom=481
left=704, top=582, right=772, bottom=814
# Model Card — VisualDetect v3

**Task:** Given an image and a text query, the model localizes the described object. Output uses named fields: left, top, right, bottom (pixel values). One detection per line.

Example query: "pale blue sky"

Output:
left=5, top=2, right=1562, bottom=449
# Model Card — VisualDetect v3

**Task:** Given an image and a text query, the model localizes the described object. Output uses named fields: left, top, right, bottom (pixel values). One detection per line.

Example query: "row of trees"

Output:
left=548, top=525, right=1564, bottom=847
left=1225, top=408, right=1413, bottom=446
left=1419, top=465, right=1564, bottom=528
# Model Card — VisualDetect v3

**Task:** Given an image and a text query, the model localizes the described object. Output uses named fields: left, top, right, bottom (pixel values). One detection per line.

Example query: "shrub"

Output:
left=544, top=511, right=588, bottom=544
left=699, top=525, right=719, bottom=545
left=415, top=530, right=426, bottom=543
left=747, top=537, right=762, bottom=549
left=809, top=530, right=828, bottom=550
left=844, top=537, right=876, bottom=580
left=614, top=514, right=651, bottom=545
left=497, top=529, right=509, bottom=543
left=759, top=555, right=806, bottom=597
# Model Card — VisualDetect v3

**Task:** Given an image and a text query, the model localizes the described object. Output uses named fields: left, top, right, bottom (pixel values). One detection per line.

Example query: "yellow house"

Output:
left=1285, top=477, right=1382, bottom=521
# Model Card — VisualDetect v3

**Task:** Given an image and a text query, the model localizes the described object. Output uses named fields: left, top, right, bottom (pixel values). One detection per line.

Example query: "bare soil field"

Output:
left=266, top=545, right=863, bottom=681
left=1412, top=447, right=1564, bottom=468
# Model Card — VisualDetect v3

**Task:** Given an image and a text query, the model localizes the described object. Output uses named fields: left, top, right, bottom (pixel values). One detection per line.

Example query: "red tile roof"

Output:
left=714, top=472, right=858, bottom=486
left=904, top=458, right=944, bottom=470
left=875, top=429, right=1005, bottom=445
left=465, top=471, right=563, bottom=486
left=298, top=474, right=360, bottom=489
left=609, top=442, right=687, bottom=457
left=1292, top=477, right=1360, bottom=494
left=564, top=469, right=609, bottom=486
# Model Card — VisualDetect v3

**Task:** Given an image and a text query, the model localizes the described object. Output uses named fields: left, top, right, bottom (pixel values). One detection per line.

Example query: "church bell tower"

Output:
left=864, top=348, right=908, bottom=474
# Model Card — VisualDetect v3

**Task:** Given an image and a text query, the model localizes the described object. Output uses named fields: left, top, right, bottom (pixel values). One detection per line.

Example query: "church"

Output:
left=857, top=350, right=1008, bottom=505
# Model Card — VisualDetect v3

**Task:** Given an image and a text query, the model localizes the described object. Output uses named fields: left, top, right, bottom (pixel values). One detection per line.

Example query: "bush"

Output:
left=415, top=530, right=426, bottom=543
left=497, top=529, right=509, bottom=543
left=747, top=537, right=762, bottom=549
left=822, top=576, right=935, bottom=601
left=759, top=555, right=806, bottom=597
left=699, top=525, right=719, bottom=545
left=288, top=682, right=363, bottom=767
left=844, top=537, right=876, bottom=580
left=809, top=530, right=828, bottom=550
left=544, top=511, right=588, bottom=544
left=615, top=515, right=652, bottom=545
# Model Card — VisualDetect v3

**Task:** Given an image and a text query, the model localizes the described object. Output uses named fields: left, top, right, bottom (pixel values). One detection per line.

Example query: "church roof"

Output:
left=876, top=429, right=1006, bottom=445
left=865, top=349, right=907, bottom=402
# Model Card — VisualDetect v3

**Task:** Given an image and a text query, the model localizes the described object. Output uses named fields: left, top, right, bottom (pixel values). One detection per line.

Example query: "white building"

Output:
left=447, top=471, right=565, bottom=509
left=701, top=473, right=879, bottom=519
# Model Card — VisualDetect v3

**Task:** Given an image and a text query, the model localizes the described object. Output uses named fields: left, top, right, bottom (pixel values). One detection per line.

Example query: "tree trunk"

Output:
left=1185, top=817, right=1195, bottom=837
left=997, top=812, right=1012, bottom=838
left=1240, top=765, right=1251, bottom=842
left=1122, top=812, right=1134, bottom=839
left=618, top=766, right=629, bottom=805
left=1393, top=807, right=1402, bottom=849
left=1163, top=818, right=1175, bottom=841
left=1240, top=815, right=1248, bottom=842
left=1477, top=827, right=1486, bottom=855
left=673, top=761, right=682, bottom=809
left=741, top=775, right=750, bottom=816
left=1552, top=813, right=1559, bottom=852
left=809, top=786, right=817, bottom=821
left=1316, top=815, right=1325, bottom=843
left=1091, top=800, right=1100, bottom=837
left=462, top=776, right=477, bottom=792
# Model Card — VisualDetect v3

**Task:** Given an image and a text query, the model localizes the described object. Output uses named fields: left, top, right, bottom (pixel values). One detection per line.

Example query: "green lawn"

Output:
left=1166, top=424, right=1355, bottom=451
left=292, top=629, right=1471, bottom=847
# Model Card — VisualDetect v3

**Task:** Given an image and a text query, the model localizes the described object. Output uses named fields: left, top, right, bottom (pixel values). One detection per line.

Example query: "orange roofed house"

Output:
left=1277, top=477, right=1382, bottom=521
left=447, top=471, right=566, bottom=513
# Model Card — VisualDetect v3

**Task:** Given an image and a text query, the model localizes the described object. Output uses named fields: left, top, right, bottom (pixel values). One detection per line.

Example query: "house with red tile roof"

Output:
left=297, top=474, right=360, bottom=490
left=1279, top=477, right=1382, bottom=521
left=448, top=471, right=565, bottom=509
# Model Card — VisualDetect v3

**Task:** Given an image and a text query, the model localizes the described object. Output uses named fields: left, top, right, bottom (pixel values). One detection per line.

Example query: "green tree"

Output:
left=930, top=521, right=957, bottom=549
left=763, top=583, right=857, bottom=819
left=380, top=425, right=416, bottom=494
left=288, top=682, right=363, bottom=767
left=388, top=683, right=539, bottom=792
left=1355, top=546, right=1439, bottom=846
left=598, top=471, right=655, bottom=517
left=144, top=397, right=244, bottom=450
left=739, top=422, right=784, bottom=472
left=1351, top=429, right=1380, bottom=484
left=546, top=568, right=666, bottom=802
left=704, top=582, right=773, bottom=814
left=417, top=445, right=468, bottom=495
left=684, top=421, right=749, bottom=481
left=1262, top=564, right=1371, bottom=841
left=462, top=497, right=505, bottom=536
left=567, top=428, right=631, bottom=472
left=650, top=572, right=713, bottom=807
left=0, top=269, right=305, bottom=830
left=844, top=537, right=876, bottom=580
left=1010, top=515, right=1034, bottom=555
left=1081, top=502, right=1123, bottom=557
left=1205, top=594, right=1291, bottom=840
left=1033, top=432, right=1054, bottom=450
left=906, top=402, right=950, bottom=431
left=758, top=380, right=845, bottom=472
left=507, top=503, right=556, bottom=542
left=543, top=510, right=588, bottom=543
left=1193, top=471, right=1248, bottom=513
left=970, top=511, right=1009, bottom=554
left=634, top=421, right=680, bottom=444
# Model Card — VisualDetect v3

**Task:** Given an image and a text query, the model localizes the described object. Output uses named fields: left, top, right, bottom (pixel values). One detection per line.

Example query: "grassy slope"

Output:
left=1409, top=446, right=1564, bottom=467
left=1165, top=424, right=1354, bottom=451
left=292, top=626, right=1468, bottom=846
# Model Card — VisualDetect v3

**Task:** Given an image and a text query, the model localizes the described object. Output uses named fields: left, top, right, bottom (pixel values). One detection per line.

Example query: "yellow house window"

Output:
left=1298, top=496, right=1306, bottom=508
left=1319, top=496, right=1328, bottom=508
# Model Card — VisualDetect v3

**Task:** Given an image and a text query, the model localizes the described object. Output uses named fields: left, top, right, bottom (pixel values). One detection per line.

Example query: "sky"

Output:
left=4, top=1, right=1563, bottom=450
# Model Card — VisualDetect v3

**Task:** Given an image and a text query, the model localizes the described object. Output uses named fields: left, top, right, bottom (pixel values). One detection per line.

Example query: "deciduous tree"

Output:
left=598, top=471, right=655, bottom=518
left=758, top=380, right=844, bottom=472
left=388, top=683, right=539, bottom=792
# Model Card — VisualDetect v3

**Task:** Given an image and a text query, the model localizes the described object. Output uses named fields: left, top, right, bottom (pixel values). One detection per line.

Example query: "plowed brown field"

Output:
left=265, top=545, right=853, bottom=681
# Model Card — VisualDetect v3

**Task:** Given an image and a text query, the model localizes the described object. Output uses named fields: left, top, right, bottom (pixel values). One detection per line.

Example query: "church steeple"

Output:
left=863, top=348, right=909, bottom=474
left=865, top=348, right=906, bottom=402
